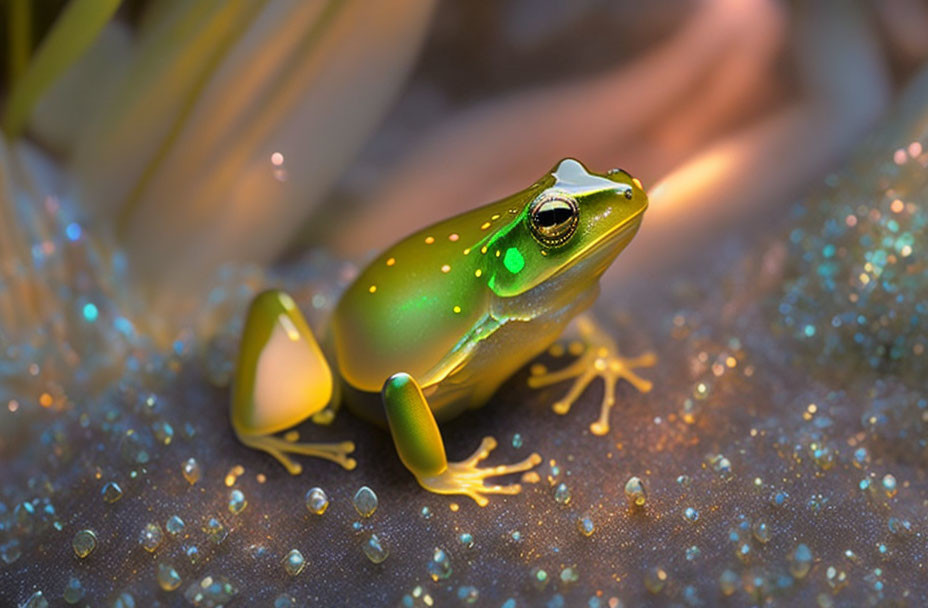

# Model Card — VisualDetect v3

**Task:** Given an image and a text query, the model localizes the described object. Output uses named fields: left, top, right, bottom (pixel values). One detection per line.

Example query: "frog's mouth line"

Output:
left=571, top=210, right=646, bottom=274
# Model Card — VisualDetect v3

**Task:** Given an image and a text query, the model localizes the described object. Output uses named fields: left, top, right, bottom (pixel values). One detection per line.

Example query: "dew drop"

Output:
left=644, top=566, right=668, bottom=593
left=752, top=520, right=771, bottom=543
left=577, top=515, right=595, bottom=537
left=166, top=515, right=185, bottom=536
left=182, top=458, right=201, bottom=485
left=101, top=481, right=123, bottom=504
left=553, top=483, right=571, bottom=505
left=304, top=487, right=329, bottom=515
left=353, top=486, right=378, bottom=518
left=203, top=518, right=228, bottom=545
left=157, top=563, right=182, bottom=591
left=228, top=489, right=247, bottom=514
left=427, top=547, right=452, bottom=581
left=457, top=586, right=479, bottom=604
left=72, top=529, right=97, bottom=559
left=139, top=523, right=164, bottom=552
left=283, top=549, right=305, bottom=576
left=62, top=576, right=84, bottom=604
left=624, top=476, right=647, bottom=507
left=788, top=543, right=813, bottom=579
left=683, top=507, right=699, bottom=523
left=362, top=533, right=388, bottom=564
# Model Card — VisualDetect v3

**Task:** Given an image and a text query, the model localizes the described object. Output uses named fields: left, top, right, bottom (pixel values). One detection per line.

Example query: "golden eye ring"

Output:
left=527, top=191, right=579, bottom=247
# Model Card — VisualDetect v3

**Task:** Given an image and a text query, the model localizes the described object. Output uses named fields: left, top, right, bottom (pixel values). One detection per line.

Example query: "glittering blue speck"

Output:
left=82, top=303, right=99, bottom=322
left=65, top=223, right=82, bottom=241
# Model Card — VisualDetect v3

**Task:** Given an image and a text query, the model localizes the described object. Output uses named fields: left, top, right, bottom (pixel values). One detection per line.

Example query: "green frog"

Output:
left=230, top=158, right=655, bottom=505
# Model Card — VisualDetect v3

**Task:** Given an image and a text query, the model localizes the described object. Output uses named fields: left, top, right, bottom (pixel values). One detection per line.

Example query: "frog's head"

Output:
left=483, top=158, right=648, bottom=298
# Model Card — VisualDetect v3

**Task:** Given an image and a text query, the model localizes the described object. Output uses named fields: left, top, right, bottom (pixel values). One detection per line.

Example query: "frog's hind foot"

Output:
left=236, top=432, right=356, bottom=474
left=417, top=437, right=542, bottom=507
left=527, top=316, right=656, bottom=436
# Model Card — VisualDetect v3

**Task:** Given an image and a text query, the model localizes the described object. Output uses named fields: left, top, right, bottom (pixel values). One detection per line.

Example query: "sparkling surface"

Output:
left=2, top=87, right=928, bottom=607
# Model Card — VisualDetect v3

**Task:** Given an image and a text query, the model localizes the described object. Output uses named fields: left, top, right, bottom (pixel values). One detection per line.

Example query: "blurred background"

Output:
left=2, top=0, right=928, bottom=336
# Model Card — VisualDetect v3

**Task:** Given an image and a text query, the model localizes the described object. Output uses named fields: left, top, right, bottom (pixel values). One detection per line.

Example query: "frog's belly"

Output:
left=340, top=307, right=577, bottom=428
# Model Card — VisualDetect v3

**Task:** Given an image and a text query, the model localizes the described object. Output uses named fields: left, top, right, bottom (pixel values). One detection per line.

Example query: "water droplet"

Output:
left=157, top=563, right=182, bottom=591
left=644, top=566, right=668, bottom=593
left=458, top=532, right=474, bottom=548
left=0, top=539, right=21, bottom=564
left=304, top=487, right=329, bottom=515
left=553, top=483, right=571, bottom=505
left=511, top=433, right=523, bottom=449
left=353, top=486, right=378, bottom=518
left=577, top=515, right=595, bottom=537
left=111, top=592, right=135, bottom=608
left=362, top=533, right=388, bottom=564
left=530, top=567, right=549, bottom=590
left=182, top=458, right=201, bottom=485
left=139, top=523, right=164, bottom=552
left=185, top=545, right=199, bottom=564
left=560, top=567, right=579, bottom=584
left=624, top=476, right=647, bottom=507
left=183, top=575, right=237, bottom=606
left=21, top=591, right=48, bottom=608
left=72, top=529, right=97, bottom=558
left=102, top=481, right=123, bottom=504
left=888, top=517, right=913, bottom=536
left=228, top=489, right=247, bottom=514
left=419, top=506, right=432, bottom=520
left=681, top=398, right=700, bottom=424
left=683, top=507, right=699, bottom=523
left=812, top=445, right=835, bottom=470
left=676, top=474, right=692, bottom=488
left=770, top=490, right=789, bottom=508
left=457, top=586, right=479, bottom=604
left=881, top=474, right=897, bottom=498
left=852, top=447, right=870, bottom=469
left=685, top=545, right=701, bottom=561
left=166, top=515, right=185, bottom=536
left=753, top=520, right=771, bottom=543
left=427, top=547, right=452, bottom=581
left=788, top=543, right=813, bottom=579
left=283, top=549, right=305, bottom=576
left=273, top=594, right=297, bottom=608
left=825, top=566, right=847, bottom=592
left=719, top=569, right=738, bottom=596
left=62, top=576, right=84, bottom=604
left=152, top=420, right=174, bottom=445
left=203, top=518, right=228, bottom=545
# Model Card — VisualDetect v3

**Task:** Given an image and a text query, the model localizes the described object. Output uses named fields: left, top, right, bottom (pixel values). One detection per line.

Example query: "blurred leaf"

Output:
left=2, top=0, right=122, bottom=138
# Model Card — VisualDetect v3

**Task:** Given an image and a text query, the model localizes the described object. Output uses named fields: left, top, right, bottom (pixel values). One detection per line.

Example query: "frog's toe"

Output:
left=237, top=433, right=357, bottom=472
left=416, top=438, right=542, bottom=507
left=529, top=317, right=656, bottom=436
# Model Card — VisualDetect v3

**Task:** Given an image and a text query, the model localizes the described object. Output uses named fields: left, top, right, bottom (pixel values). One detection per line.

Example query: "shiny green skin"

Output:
left=332, top=158, right=648, bottom=426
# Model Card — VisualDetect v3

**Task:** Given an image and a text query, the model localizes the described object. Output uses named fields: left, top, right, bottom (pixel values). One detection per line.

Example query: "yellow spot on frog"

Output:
left=463, top=248, right=471, bottom=255
left=369, top=285, right=377, bottom=294
left=441, top=264, right=451, bottom=273
left=480, top=221, right=491, bottom=230
left=449, top=233, right=459, bottom=241
left=425, top=236, right=435, bottom=244
left=474, top=269, right=482, bottom=278
left=632, top=177, right=643, bottom=189
left=491, top=213, right=500, bottom=220
left=386, top=257, right=395, bottom=266
left=480, top=246, right=488, bottom=254
left=453, top=306, right=461, bottom=314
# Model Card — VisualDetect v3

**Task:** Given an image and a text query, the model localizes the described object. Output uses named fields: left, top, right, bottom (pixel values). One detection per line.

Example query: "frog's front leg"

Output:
left=382, top=373, right=541, bottom=506
left=528, top=315, right=656, bottom=436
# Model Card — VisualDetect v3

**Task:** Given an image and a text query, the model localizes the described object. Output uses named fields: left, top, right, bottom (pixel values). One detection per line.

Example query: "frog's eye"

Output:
left=529, top=193, right=579, bottom=247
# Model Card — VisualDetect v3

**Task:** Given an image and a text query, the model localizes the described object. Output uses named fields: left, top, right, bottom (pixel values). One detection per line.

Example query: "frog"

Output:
left=230, top=158, right=656, bottom=506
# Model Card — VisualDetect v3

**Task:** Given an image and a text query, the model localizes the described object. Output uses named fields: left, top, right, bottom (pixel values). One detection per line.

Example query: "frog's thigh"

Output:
left=382, top=373, right=541, bottom=506
left=231, top=289, right=355, bottom=473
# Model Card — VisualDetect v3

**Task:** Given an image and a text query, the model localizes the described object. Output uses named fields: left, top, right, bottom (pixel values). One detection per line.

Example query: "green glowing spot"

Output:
left=503, top=247, right=525, bottom=274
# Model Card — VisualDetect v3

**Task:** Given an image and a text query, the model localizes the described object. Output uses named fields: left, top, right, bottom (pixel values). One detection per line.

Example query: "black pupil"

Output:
left=534, top=200, right=574, bottom=227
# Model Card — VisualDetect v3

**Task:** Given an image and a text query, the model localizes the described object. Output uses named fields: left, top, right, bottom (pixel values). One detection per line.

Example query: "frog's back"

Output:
left=332, top=196, right=522, bottom=394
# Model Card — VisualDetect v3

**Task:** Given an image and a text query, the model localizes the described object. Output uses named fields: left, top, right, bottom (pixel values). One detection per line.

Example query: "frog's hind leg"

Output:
left=527, top=315, right=656, bottom=436
left=231, top=289, right=356, bottom=475
left=382, top=373, right=541, bottom=506
left=235, top=431, right=356, bottom=474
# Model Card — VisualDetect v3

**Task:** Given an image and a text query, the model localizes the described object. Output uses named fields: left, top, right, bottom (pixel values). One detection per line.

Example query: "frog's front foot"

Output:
left=236, top=431, right=357, bottom=474
left=382, top=373, right=542, bottom=506
left=528, top=316, right=656, bottom=436
left=415, top=437, right=542, bottom=507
